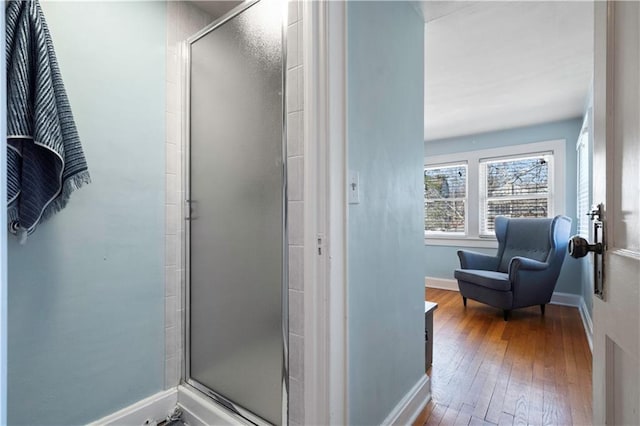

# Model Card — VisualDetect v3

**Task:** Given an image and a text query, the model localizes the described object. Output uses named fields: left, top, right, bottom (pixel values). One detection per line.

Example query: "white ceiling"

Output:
left=422, top=1, right=594, bottom=141
left=190, top=1, right=242, bottom=20
left=188, top=1, right=593, bottom=142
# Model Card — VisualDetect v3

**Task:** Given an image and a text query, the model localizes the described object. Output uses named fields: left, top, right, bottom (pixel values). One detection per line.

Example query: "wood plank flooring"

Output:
left=414, top=289, right=592, bottom=426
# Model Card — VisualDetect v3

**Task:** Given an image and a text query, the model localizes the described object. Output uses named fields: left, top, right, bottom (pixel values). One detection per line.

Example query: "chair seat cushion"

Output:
left=454, top=269, right=511, bottom=292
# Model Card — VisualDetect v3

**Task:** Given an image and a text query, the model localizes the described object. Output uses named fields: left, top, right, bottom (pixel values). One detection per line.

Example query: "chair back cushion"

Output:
left=497, top=217, right=553, bottom=273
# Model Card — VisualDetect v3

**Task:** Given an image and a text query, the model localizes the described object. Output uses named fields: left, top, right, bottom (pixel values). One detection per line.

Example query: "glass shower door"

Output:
left=186, top=1, right=285, bottom=424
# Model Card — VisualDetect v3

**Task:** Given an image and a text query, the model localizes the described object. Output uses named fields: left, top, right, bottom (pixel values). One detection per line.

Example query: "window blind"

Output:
left=576, top=129, right=591, bottom=238
left=424, top=163, right=467, bottom=234
left=479, top=153, right=553, bottom=235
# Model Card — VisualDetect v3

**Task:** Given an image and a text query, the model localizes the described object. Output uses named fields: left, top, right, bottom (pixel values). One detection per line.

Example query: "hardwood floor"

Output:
left=414, top=289, right=592, bottom=426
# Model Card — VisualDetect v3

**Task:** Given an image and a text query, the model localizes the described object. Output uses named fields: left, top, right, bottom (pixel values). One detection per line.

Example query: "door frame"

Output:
left=301, top=1, right=349, bottom=424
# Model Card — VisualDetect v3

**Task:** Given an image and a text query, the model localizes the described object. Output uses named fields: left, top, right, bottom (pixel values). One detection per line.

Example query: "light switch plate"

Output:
left=348, top=171, right=360, bottom=204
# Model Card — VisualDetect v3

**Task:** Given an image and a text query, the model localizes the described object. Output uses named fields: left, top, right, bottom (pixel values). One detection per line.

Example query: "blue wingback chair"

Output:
left=454, top=215, right=572, bottom=321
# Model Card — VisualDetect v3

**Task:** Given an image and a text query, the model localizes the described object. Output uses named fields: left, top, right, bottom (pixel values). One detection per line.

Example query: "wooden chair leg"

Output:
left=503, top=310, right=510, bottom=321
left=540, top=304, right=546, bottom=315
left=462, top=296, right=467, bottom=307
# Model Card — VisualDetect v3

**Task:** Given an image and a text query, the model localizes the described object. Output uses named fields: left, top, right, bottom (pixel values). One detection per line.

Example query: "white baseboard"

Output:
left=549, top=291, right=581, bottom=307
left=89, top=385, right=262, bottom=426
left=88, top=388, right=178, bottom=426
left=425, top=277, right=458, bottom=291
left=177, top=385, right=248, bottom=425
left=381, top=375, right=431, bottom=426
left=579, top=297, right=593, bottom=352
left=425, top=277, right=582, bottom=308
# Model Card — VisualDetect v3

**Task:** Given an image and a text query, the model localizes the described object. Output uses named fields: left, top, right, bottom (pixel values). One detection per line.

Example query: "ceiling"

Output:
left=187, top=1, right=593, bottom=143
left=190, top=1, right=242, bottom=20
left=421, top=1, right=594, bottom=141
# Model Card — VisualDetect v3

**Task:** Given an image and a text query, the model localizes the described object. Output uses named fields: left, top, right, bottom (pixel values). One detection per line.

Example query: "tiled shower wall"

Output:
left=286, top=1, right=305, bottom=424
left=165, top=1, right=212, bottom=389
left=164, top=1, right=306, bottom=423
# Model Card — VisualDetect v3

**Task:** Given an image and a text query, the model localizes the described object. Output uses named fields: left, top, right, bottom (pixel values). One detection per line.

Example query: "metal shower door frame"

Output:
left=180, top=1, right=288, bottom=424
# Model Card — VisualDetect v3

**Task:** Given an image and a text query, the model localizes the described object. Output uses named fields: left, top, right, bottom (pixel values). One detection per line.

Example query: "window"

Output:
left=424, top=164, right=467, bottom=234
left=576, top=121, right=591, bottom=238
left=424, top=139, right=566, bottom=247
left=479, top=153, right=553, bottom=235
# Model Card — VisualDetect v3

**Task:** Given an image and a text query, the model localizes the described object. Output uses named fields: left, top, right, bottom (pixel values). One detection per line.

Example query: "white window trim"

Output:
left=424, top=139, right=566, bottom=247
left=576, top=112, right=592, bottom=239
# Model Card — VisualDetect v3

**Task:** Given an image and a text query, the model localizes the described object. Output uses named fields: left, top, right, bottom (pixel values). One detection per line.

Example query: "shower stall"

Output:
left=183, top=1, right=287, bottom=424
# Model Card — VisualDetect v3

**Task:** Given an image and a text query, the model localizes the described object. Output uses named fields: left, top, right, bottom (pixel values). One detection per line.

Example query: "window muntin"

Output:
left=424, top=163, right=467, bottom=234
left=479, top=153, right=554, bottom=235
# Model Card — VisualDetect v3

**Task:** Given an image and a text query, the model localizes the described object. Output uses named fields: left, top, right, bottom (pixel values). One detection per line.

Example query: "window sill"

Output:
left=424, top=236, right=498, bottom=249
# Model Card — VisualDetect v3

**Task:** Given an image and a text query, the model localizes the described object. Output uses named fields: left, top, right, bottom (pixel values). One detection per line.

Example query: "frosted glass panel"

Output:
left=188, top=1, right=284, bottom=424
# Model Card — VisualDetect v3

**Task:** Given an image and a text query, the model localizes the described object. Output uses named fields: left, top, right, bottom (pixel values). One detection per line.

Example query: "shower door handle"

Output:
left=186, top=199, right=199, bottom=221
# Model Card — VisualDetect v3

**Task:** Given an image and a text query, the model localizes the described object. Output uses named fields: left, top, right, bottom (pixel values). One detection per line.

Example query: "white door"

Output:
left=592, top=1, right=640, bottom=424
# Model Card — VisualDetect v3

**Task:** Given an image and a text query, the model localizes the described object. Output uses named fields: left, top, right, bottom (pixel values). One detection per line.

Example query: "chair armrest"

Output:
left=509, top=256, right=548, bottom=272
left=457, top=250, right=499, bottom=271
left=508, top=257, right=550, bottom=284
left=509, top=257, right=556, bottom=307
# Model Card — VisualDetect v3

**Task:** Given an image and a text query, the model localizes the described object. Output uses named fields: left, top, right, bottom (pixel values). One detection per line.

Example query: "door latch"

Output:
left=568, top=203, right=605, bottom=300
left=587, top=203, right=604, bottom=221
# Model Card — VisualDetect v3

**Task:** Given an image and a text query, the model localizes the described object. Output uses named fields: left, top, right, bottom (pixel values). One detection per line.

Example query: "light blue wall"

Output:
left=0, top=5, right=7, bottom=425
left=348, top=2, right=425, bottom=424
left=8, top=2, right=166, bottom=425
left=425, top=118, right=584, bottom=295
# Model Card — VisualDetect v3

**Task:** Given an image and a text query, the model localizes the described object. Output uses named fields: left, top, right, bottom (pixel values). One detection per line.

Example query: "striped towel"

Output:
left=6, top=0, right=90, bottom=239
